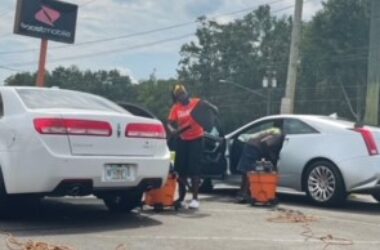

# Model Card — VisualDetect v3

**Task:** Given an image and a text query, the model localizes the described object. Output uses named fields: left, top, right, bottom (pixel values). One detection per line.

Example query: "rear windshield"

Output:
left=16, top=89, right=128, bottom=114
left=317, top=116, right=355, bottom=128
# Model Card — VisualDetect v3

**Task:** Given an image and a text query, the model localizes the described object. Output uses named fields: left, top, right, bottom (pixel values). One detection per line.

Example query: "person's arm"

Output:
left=167, top=121, right=177, bottom=134
left=167, top=104, right=179, bottom=135
left=167, top=106, right=191, bottom=137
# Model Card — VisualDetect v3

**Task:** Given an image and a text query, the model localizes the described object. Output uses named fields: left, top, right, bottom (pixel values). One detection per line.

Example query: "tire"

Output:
left=199, top=178, right=214, bottom=193
left=371, top=194, right=380, bottom=203
left=0, top=168, right=9, bottom=213
left=304, top=161, right=346, bottom=206
left=103, top=191, right=143, bottom=213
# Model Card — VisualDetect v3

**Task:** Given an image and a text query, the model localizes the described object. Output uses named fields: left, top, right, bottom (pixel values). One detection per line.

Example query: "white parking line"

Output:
left=91, top=234, right=380, bottom=245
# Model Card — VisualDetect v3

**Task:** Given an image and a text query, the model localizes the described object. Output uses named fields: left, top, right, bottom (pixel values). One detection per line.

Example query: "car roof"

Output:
left=1, top=86, right=68, bottom=91
left=226, top=114, right=355, bottom=138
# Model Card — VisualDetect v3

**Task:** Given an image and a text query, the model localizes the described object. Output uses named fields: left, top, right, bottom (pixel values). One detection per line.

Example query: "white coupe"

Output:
left=201, top=115, right=380, bottom=206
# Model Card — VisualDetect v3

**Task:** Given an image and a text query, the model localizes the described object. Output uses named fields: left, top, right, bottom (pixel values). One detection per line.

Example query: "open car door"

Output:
left=191, top=101, right=227, bottom=178
left=201, top=124, right=227, bottom=178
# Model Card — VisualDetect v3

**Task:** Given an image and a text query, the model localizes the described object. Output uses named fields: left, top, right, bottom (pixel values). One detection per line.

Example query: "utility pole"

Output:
left=36, top=39, right=48, bottom=87
left=364, top=0, right=380, bottom=126
left=280, top=0, right=303, bottom=114
left=263, top=71, right=277, bottom=115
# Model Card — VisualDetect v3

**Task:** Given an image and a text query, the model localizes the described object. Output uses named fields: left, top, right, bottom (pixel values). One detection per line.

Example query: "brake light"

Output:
left=34, top=118, right=112, bottom=137
left=126, top=123, right=166, bottom=139
left=354, top=128, right=379, bottom=156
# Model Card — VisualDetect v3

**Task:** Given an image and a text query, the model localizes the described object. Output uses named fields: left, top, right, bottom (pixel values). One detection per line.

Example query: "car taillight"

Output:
left=126, top=123, right=166, bottom=139
left=34, top=118, right=112, bottom=137
left=354, top=128, right=379, bottom=156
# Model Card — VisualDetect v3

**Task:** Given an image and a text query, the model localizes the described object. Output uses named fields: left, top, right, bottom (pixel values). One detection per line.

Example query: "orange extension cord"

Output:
left=267, top=207, right=353, bottom=250
left=1, top=231, right=127, bottom=250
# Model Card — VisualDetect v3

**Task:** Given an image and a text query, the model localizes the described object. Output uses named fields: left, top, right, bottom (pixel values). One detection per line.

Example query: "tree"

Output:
left=5, top=72, right=37, bottom=86
left=135, top=79, right=177, bottom=121
left=5, top=66, right=177, bottom=123
left=5, top=66, right=136, bottom=102
left=178, top=6, right=291, bottom=131
left=298, top=0, right=370, bottom=121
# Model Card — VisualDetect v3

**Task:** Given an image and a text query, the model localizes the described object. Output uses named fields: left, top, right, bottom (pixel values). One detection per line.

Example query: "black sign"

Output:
left=14, top=0, right=78, bottom=44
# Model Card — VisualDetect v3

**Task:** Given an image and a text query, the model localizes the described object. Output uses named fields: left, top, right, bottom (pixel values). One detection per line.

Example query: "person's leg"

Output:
left=236, top=174, right=249, bottom=203
left=236, top=144, right=260, bottom=202
left=236, top=144, right=250, bottom=201
left=191, top=176, right=200, bottom=200
left=178, top=176, right=188, bottom=202
left=174, top=138, right=188, bottom=203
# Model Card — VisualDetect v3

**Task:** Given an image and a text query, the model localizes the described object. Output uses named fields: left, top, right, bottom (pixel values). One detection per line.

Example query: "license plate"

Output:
left=104, top=164, right=131, bottom=182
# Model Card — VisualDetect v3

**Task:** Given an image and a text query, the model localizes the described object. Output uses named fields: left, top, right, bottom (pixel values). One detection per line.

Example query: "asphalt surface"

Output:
left=0, top=186, right=380, bottom=250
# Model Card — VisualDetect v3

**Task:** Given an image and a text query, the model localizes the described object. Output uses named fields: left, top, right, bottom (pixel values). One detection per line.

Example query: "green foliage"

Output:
left=5, top=71, right=36, bottom=86
left=134, top=79, right=177, bottom=121
left=298, top=0, right=370, bottom=120
left=178, top=5, right=291, bottom=131
left=4, top=66, right=176, bottom=123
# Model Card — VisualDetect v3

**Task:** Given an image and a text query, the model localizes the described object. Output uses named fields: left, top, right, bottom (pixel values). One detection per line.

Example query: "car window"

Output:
left=17, top=89, right=129, bottom=114
left=283, top=119, right=318, bottom=135
left=237, top=119, right=283, bottom=142
left=118, top=102, right=155, bottom=119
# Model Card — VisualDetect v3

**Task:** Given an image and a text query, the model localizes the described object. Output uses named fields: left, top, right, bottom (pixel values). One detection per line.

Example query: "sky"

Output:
left=0, top=0, right=323, bottom=85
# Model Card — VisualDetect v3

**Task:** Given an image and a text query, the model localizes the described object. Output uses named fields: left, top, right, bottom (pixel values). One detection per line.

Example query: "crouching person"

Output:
left=236, top=127, right=284, bottom=203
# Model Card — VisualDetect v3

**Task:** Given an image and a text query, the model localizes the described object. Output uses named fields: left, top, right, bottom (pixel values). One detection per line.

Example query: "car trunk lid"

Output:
left=62, top=111, right=165, bottom=157
left=33, top=109, right=166, bottom=157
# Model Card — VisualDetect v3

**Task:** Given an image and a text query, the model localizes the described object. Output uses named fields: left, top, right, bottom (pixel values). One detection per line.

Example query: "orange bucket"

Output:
left=144, top=174, right=177, bottom=207
left=248, top=171, right=278, bottom=203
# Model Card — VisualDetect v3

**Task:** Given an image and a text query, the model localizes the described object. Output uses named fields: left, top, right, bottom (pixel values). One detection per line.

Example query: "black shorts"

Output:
left=174, top=137, right=203, bottom=177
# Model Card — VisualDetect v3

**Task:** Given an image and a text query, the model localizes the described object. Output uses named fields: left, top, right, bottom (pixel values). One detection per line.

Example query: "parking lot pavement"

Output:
left=0, top=187, right=380, bottom=250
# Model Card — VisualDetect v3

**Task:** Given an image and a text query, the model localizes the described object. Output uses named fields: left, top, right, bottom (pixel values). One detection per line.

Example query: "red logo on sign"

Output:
left=35, top=6, right=61, bottom=26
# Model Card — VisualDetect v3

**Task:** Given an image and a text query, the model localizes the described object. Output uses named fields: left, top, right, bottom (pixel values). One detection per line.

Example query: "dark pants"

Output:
left=237, top=144, right=261, bottom=174
left=236, top=144, right=262, bottom=200
left=174, top=137, right=203, bottom=201
left=174, top=137, right=203, bottom=177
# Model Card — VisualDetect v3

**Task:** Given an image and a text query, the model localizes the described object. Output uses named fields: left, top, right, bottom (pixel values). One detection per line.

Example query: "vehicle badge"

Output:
left=117, top=123, right=121, bottom=138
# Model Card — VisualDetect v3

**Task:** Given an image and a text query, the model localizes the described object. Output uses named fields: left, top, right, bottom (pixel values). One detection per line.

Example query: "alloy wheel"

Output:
left=307, top=166, right=336, bottom=202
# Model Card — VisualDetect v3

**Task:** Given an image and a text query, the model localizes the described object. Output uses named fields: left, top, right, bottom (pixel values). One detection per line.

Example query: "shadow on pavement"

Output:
left=0, top=198, right=162, bottom=236
left=140, top=207, right=211, bottom=219
left=277, top=193, right=380, bottom=215
left=201, top=187, right=380, bottom=215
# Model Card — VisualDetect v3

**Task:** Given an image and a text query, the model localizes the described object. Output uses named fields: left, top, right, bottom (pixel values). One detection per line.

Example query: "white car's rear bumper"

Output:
left=339, top=155, right=380, bottom=193
left=2, top=151, right=170, bottom=195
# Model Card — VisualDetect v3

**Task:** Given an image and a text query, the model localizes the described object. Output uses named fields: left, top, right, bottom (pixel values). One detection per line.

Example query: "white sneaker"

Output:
left=188, top=199, right=200, bottom=209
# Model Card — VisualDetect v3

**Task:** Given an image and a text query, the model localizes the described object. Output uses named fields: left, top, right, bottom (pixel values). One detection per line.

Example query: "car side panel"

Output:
left=337, top=155, right=380, bottom=192
left=278, top=133, right=367, bottom=191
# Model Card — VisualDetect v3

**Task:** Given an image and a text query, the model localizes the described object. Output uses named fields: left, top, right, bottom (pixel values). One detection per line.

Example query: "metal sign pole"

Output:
left=36, top=39, right=48, bottom=87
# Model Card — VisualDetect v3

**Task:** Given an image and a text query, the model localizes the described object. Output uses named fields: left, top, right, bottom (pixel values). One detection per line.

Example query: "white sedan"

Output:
left=201, top=115, right=380, bottom=206
left=0, top=87, right=170, bottom=212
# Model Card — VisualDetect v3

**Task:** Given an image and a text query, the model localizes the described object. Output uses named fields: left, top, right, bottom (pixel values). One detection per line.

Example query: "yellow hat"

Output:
left=173, top=84, right=187, bottom=96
